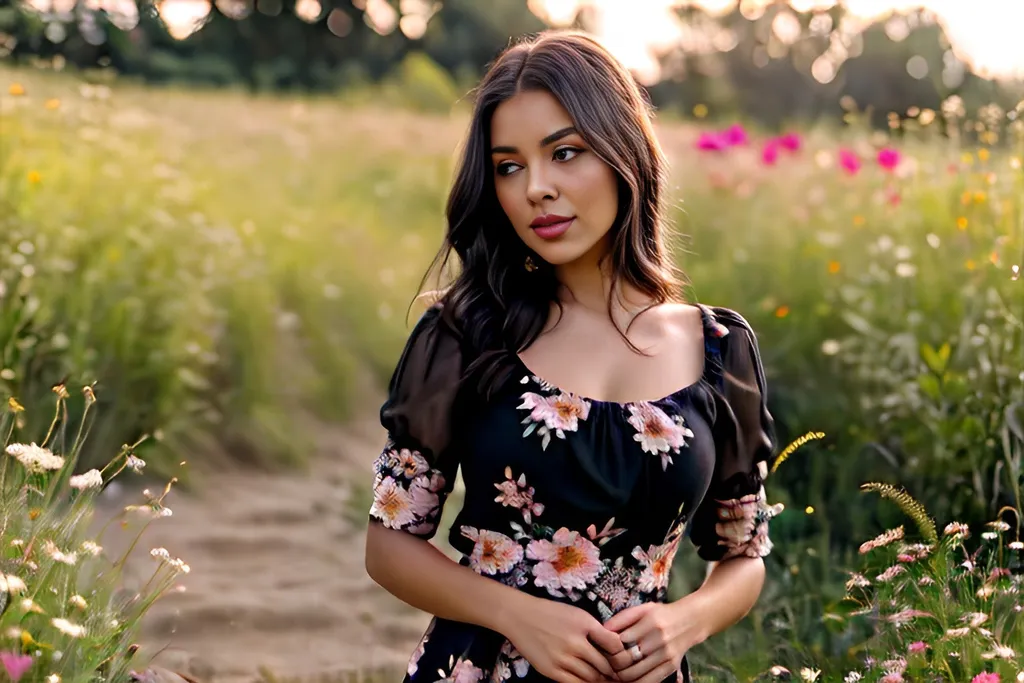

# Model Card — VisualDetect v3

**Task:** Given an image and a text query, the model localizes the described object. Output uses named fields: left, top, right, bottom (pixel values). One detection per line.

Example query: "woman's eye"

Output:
left=496, top=162, right=521, bottom=176
left=554, top=147, right=582, bottom=162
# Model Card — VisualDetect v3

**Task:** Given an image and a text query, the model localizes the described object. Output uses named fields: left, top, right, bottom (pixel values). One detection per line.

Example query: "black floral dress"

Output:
left=368, top=303, right=783, bottom=683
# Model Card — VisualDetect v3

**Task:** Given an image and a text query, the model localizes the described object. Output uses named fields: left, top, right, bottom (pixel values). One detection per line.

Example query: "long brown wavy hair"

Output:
left=419, top=29, right=687, bottom=398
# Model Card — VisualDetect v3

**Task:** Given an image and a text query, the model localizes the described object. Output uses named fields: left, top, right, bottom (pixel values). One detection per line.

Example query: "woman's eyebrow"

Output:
left=490, top=126, right=579, bottom=155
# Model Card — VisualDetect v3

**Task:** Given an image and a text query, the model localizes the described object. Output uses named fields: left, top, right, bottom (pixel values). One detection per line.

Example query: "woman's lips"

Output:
left=531, top=218, right=574, bottom=239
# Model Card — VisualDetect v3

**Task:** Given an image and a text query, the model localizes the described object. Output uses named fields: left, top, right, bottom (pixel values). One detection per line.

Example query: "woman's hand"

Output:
left=603, top=597, right=709, bottom=683
left=503, top=593, right=626, bottom=683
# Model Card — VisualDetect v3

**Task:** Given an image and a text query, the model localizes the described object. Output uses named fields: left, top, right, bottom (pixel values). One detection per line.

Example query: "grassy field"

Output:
left=2, top=63, right=1023, bottom=678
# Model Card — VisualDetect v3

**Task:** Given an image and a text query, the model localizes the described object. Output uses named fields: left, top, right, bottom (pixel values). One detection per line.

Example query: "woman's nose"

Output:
left=526, top=166, right=558, bottom=205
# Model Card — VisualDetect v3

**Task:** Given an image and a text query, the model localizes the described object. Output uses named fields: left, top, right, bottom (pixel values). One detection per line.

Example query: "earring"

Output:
left=524, top=255, right=538, bottom=272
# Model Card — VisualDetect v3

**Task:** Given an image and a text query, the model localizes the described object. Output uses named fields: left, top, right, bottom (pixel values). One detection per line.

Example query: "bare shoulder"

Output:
left=647, top=301, right=703, bottom=334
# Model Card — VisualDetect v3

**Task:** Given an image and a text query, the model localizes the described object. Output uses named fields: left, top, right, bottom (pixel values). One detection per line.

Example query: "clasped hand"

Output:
left=505, top=595, right=705, bottom=683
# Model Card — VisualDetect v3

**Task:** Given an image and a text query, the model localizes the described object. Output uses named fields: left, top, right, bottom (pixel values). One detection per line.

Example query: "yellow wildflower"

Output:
left=8, top=83, right=24, bottom=96
left=44, top=98, right=60, bottom=110
left=27, top=171, right=42, bottom=184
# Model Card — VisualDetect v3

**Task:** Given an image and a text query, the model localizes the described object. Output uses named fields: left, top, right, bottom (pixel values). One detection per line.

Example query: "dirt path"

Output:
left=92, top=398, right=438, bottom=682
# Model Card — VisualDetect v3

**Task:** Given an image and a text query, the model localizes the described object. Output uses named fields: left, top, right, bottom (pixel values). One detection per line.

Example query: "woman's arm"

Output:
left=689, top=557, right=766, bottom=642
left=365, top=522, right=526, bottom=633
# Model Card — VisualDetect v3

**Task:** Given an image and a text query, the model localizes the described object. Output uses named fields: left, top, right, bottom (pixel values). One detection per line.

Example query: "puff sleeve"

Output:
left=368, top=303, right=466, bottom=541
left=688, top=307, right=785, bottom=562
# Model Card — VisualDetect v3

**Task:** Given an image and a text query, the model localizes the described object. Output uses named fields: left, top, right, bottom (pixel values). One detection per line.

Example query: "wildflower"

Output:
left=944, top=522, right=970, bottom=537
left=20, top=598, right=44, bottom=614
left=770, top=665, right=791, bottom=678
left=876, top=564, right=906, bottom=582
left=965, top=612, right=989, bottom=627
left=0, top=652, right=33, bottom=682
left=977, top=584, right=996, bottom=598
left=880, top=674, right=903, bottom=683
left=696, top=133, right=728, bottom=151
left=775, top=306, right=789, bottom=318
left=839, top=148, right=861, bottom=175
left=149, top=547, right=190, bottom=574
left=845, top=572, right=871, bottom=591
left=800, top=668, right=821, bottom=682
left=722, top=124, right=748, bottom=146
left=47, top=675, right=60, bottom=683
left=50, top=618, right=85, bottom=638
left=844, top=674, right=862, bottom=683
left=982, top=531, right=998, bottom=540
left=44, top=98, right=60, bottom=110
left=8, top=83, right=25, bottom=96
left=43, top=541, right=77, bottom=566
left=908, top=641, right=928, bottom=654
left=1010, top=541, right=1023, bottom=550
left=971, top=674, right=1000, bottom=683
left=982, top=645, right=1015, bottom=660
left=7, top=397, right=24, bottom=413
left=986, top=520, right=1011, bottom=532
left=5, top=443, right=65, bottom=473
left=918, top=576, right=936, bottom=586
left=126, top=455, right=146, bottom=473
left=957, top=216, right=969, bottom=230
left=80, top=541, right=102, bottom=556
left=860, top=526, right=904, bottom=554
left=946, top=627, right=972, bottom=638
left=68, top=595, right=87, bottom=610
left=27, top=171, right=42, bottom=184
left=69, top=469, right=103, bottom=490
left=762, top=141, right=780, bottom=165
left=778, top=133, right=801, bottom=151
left=827, top=261, right=841, bottom=274
left=887, top=609, right=932, bottom=627
left=877, top=147, right=901, bottom=171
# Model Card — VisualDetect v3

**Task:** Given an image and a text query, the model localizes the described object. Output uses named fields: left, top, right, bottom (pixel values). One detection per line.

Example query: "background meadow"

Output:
left=1, top=0, right=1023, bottom=680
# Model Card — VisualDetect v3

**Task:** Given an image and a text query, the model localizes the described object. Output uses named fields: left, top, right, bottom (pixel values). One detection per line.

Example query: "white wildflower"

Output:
left=5, top=443, right=65, bottom=473
left=965, top=612, right=989, bottom=627
left=150, top=547, right=190, bottom=574
left=51, top=618, right=85, bottom=637
left=801, top=669, right=821, bottom=682
left=69, top=595, right=87, bottom=610
left=126, top=455, right=146, bottom=472
left=946, top=627, right=971, bottom=637
left=69, top=469, right=103, bottom=490
left=46, top=675, right=60, bottom=683
left=43, top=541, right=77, bottom=566
left=986, top=520, right=1011, bottom=531
left=982, top=531, right=998, bottom=540
left=1, top=574, right=27, bottom=593
left=844, top=673, right=862, bottom=683
left=80, top=541, right=102, bottom=556
left=982, top=644, right=1015, bottom=660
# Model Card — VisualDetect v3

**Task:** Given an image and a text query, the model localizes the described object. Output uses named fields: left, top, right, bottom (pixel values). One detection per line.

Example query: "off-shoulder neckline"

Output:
left=514, top=304, right=728, bottom=407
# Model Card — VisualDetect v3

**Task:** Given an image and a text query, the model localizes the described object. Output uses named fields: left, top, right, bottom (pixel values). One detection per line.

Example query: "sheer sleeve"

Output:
left=689, top=307, right=785, bottom=562
left=368, top=303, right=466, bottom=541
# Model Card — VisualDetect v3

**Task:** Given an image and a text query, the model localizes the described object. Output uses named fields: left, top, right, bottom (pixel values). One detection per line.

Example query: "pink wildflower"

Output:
left=908, top=641, right=928, bottom=654
left=877, top=147, right=901, bottom=171
left=778, top=132, right=801, bottom=151
left=723, top=124, right=748, bottom=146
left=0, top=652, right=33, bottom=682
left=762, top=141, right=780, bottom=165
left=696, top=133, right=728, bottom=151
left=971, top=673, right=1000, bottom=683
left=839, top=148, right=862, bottom=175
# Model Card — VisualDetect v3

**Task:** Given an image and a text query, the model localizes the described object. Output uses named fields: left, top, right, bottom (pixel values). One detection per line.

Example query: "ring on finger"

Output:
left=628, top=643, right=643, bottom=663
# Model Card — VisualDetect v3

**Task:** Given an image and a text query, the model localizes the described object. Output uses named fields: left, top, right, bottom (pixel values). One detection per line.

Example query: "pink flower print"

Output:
left=971, top=674, right=1000, bottom=683
left=761, top=141, right=780, bottom=166
left=392, top=448, right=429, bottom=479
left=877, top=147, right=901, bottom=171
left=370, top=476, right=416, bottom=529
left=527, top=528, right=603, bottom=597
left=839, top=148, right=862, bottom=175
left=778, top=132, right=801, bottom=152
left=632, top=531, right=683, bottom=593
left=518, top=391, right=591, bottom=450
left=491, top=641, right=530, bottom=682
left=439, top=658, right=485, bottom=683
left=714, top=491, right=782, bottom=559
left=461, top=526, right=524, bottom=575
left=408, top=475, right=442, bottom=519
left=408, top=619, right=435, bottom=677
left=0, top=652, right=33, bottom=682
left=626, top=403, right=693, bottom=470
left=493, top=467, right=545, bottom=524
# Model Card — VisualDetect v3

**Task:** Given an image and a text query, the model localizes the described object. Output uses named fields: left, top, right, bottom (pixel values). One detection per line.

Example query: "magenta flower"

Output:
left=839, top=148, right=861, bottom=175
left=0, top=652, right=33, bottom=682
left=971, top=674, right=1000, bottom=683
left=761, top=141, right=780, bottom=165
left=907, top=640, right=928, bottom=654
left=778, top=132, right=801, bottom=151
left=877, top=147, right=901, bottom=171
left=723, top=124, right=748, bottom=146
left=696, top=132, right=728, bottom=151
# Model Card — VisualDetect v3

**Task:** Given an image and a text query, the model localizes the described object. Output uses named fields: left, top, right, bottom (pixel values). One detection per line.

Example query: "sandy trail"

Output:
left=92, top=398, right=440, bottom=683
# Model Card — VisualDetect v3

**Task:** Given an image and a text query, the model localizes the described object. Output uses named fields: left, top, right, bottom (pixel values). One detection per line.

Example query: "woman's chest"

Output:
left=457, top=377, right=719, bottom=532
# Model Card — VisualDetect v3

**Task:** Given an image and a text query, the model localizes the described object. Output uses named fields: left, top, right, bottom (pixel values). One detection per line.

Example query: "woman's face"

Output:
left=490, top=89, right=619, bottom=268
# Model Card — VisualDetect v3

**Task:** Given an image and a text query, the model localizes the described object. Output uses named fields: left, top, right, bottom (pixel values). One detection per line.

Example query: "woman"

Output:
left=364, top=30, right=783, bottom=683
